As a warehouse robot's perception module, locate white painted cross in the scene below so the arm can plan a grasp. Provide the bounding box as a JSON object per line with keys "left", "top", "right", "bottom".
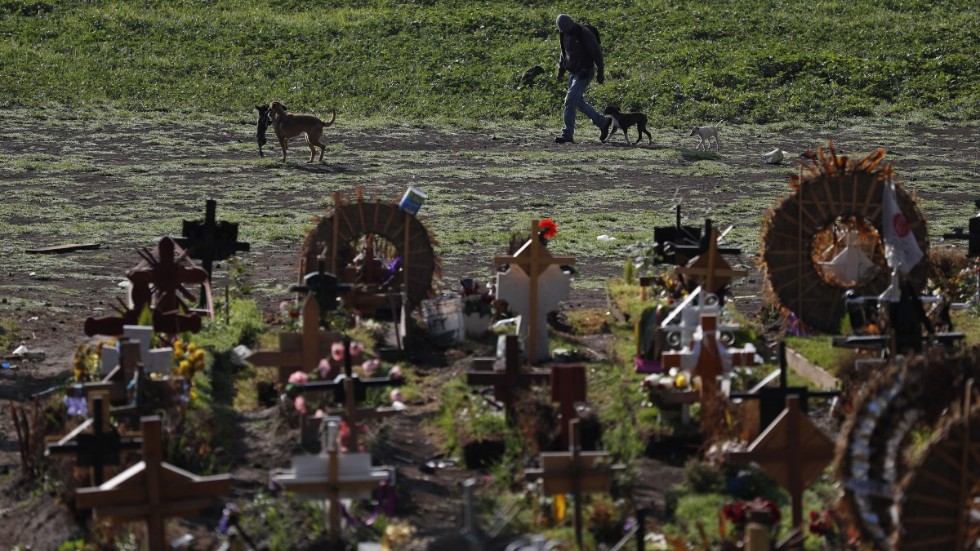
{"left": 818, "top": 230, "right": 876, "bottom": 284}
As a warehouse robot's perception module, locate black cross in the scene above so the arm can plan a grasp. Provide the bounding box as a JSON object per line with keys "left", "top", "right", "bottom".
{"left": 730, "top": 342, "right": 838, "bottom": 435}
{"left": 47, "top": 395, "right": 142, "bottom": 485}
{"left": 653, "top": 204, "right": 702, "bottom": 265}
{"left": 175, "top": 198, "right": 250, "bottom": 307}
{"left": 292, "top": 257, "right": 353, "bottom": 315}
{"left": 942, "top": 199, "right": 980, "bottom": 257}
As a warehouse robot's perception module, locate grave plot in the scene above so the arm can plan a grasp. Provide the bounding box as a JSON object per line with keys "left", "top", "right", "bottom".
{"left": 298, "top": 187, "right": 440, "bottom": 316}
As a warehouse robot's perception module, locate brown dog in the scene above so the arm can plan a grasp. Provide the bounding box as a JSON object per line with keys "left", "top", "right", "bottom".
{"left": 267, "top": 101, "right": 337, "bottom": 163}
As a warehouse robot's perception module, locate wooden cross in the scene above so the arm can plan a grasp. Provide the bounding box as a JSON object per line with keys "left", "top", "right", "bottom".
{"left": 494, "top": 220, "right": 576, "bottom": 363}
{"left": 525, "top": 419, "right": 624, "bottom": 550}
{"left": 674, "top": 227, "right": 747, "bottom": 297}
{"left": 942, "top": 200, "right": 980, "bottom": 257}
{"left": 272, "top": 419, "right": 390, "bottom": 545}
{"left": 46, "top": 393, "right": 142, "bottom": 485}
{"left": 175, "top": 198, "right": 251, "bottom": 281}
{"left": 75, "top": 416, "right": 232, "bottom": 551}
{"left": 297, "top": 338, "right": 404, "bottom": 452}
{"left": 727, "top": 396, "right": 835, "bottom": 529}
{"left": 551, "top": 364, "right": 586, "bottom": 449}
{"left": 466, "top": 334, "right": 551, "bottom": 423}
{"left": 84, "top": 237, "right": 211, "bottom": 336}
{"left": 245, "top": 293, "right": 340, "bottom": 385}
{"left": 297, "top": 257, "right": 352, "bottom": 315}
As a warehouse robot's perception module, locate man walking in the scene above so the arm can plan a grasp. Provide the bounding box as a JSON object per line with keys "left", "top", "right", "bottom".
{"left": 555, "top": 13, "right": 610, "bottom": 144}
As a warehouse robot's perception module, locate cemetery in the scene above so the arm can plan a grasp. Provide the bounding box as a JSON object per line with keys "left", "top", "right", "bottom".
{"left": 1, "top": 3, "right": 979, "bottom": 550}
{"left": 2, "top": 121, "right": 980, "bottom": 551}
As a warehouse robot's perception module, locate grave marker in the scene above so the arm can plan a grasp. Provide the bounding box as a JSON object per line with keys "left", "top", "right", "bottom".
{"left": 525, "top": 419, "right": 625, "bottom": 550}
{"left": 674, "top": 226, "right": 747, "bottom": 297}
{"left": 272, "top": 418, "right": 391, "bottom": 544}
{"left": 245, "top": 293, "right": 340, "bottom": 385}
{"left": 76, "top": 416, "right": 231, "bottom": 551}
{"left": 727, "top": 396, "right": 835, "bottom": 529}
{"left": 46, "top": 394, "right": 142, "bottom": 485}
{"left": 466, "top": 335, "right": 551, "bottom": 423}
{"left": 494, "top": 220, "right": 575, "bottom": 362}
{"left": 174, "top": 198, "right": 251, "bottom": 282}
{"left": 551, "top": 364, "right": 586, "bottom": 449}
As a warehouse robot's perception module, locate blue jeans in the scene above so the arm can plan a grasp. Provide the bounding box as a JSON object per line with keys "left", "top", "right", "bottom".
{"left": 562, "top": 71, "right": 604, "bottom": 139}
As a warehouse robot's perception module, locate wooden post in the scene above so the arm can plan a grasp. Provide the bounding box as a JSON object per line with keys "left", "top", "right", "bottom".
{"left": 525, "top": 419, "right": 625, "bottom": 550}
{"left": 551, "top": 364, "right": 586, "bottom": 449}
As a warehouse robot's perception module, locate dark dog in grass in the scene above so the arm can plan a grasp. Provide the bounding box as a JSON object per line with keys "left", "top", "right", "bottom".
{"left": 254, "top": 103, "right": 275, "bottom": 157}
{"left": 603, "top": 106, "right": 653, "bottom": 145}
{"left": 266, "top": 101, "right": 337, "bottom": 163}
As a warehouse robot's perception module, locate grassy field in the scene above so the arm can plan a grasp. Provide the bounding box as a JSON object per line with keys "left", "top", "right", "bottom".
{"left": 1, "top": 0, "right": 977, "bottom": 125}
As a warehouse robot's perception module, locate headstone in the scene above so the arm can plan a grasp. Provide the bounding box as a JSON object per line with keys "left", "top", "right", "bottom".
{"left": 466, "top": 335, "right": 550, "bottom": 423}
{"left": 494, "top": 221, "right": 575, "bottom": 362}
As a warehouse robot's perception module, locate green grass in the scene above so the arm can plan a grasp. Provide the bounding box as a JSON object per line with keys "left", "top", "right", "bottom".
{"left": 1, "top": 0, "right": 977, "bottom": 125}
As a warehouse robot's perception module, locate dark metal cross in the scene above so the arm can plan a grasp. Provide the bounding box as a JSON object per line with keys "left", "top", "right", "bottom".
{"left": 466, "top": 334, "right": 551, "bottom": 423}
{"left": 46, "top": 394, "right": 142, "bottom": 485}
{"left": 942, "top": 199, "right": 980, "bottom": 257}
{"left": 175, "top": 198, "right": 251, "bottom": 280}
{"left": 294, "top": 256, "right": 352, "bottom": 316}
{"left": 730, "top": 342, "right": 839, "bottom": 436}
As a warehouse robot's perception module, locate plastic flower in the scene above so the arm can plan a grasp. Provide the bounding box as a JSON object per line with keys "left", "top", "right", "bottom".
{"left": 64, "top": 394, "right": 88, "bottom": 417}
{"left": 361, "top": 358, "right": 380, "bottom": 377}
{"left": 288, "top": 370, "right": 309, "bottom": 385}
{"left": 388, "top": 365, "right": 403, "bottom": 380}
{"left": 317, "top": 358, "right": 332, "bottom": 379}
{"left": 349, "top": 341, "right": 365, "bottom": 357}
{"left": 294, "top": 395, "right": 308, "bottom": 414}
{"left": 331, "top": 342, "right": 345, "bottom": 362}
{"left": 539, "top": 218, "right": 558, "bottom": 240}
{"left": 390, "top": 388, "right": 406, "bottom": 411}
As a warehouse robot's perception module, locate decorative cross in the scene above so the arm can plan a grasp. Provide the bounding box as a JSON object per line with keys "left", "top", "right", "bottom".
{"left": 494, "top": 220, "right": 576, "bottom": 363}
{"left": 245, "top": 293, "right": 340, "bottom": 385}
{"left": 46, "top": 393, "right": 142, "bottom": 485}
{"left": 653, "top": 204, "right": 703, "bottom": 265}
{"left": 661, "top": 312, "right": 757, "bottom": 433}
{"left": 174, "top": 198, "right": 251, "bottom": 281}
{"left": 272, "top": 418, "right": 390, "bottom": 545}
{"left": 297, "top": 256, "right": 352, "bottom": 315}
{"left": 75, "top": 416, "right": 232, "bottom": 551}
{"left": 727, "top": 396, "right": 835, "bottom": 529}
{"left": 551, "top": 364, "right": 586, "bottom": 449}
{"left": 84, "top": 237, "right": 211, "bottom": 336}
{"left": 525, "top": 419, "right": 625, "bottom": 550}
{"left": 466, "top": 335, "right": 551, "bottom": 423}
{"left": 674, "top": 227, "right": 747, "bottom": 297}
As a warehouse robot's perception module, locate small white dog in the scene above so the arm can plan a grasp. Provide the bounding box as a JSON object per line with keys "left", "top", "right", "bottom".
{"left": 690, "top": 121, "right": 723, "bottom": 150}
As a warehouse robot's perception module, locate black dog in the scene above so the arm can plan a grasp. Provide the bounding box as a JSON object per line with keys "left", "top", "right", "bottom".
{"left": 604, "top": 106, "right": 653, "bottom": 145}
{"left": 254, "top": 103, "right": 272, "bottom": 157}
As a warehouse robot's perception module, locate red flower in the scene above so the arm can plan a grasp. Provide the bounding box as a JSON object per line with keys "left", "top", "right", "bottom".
{"left": 539, "top": 219, "right": 558, "bottom": 240}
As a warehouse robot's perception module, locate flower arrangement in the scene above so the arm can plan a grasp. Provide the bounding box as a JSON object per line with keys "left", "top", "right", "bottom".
{"left": 809, "top": 508, "right": 854, "bottom": 549}
{"left": 72, "top": 339, "right": 114, "bottom": 382}
{"left": 460, "top": 278, "right": 494, "bottom": 318}
{"left": 721, "top": 498, "right": 781, "bottom": 538}
{"left": 642, "top": 367, "right": 695, "bottom": 405}
{"left": 173, "top": 338, "right": 206, "bottom": 379}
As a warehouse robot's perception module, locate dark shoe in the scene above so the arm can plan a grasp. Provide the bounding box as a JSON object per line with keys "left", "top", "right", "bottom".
{"left": 554, "top": 136, "right": 575, "bottom": 144}
{"left": 598, "top": 116, "right": 612, "bottom": 142}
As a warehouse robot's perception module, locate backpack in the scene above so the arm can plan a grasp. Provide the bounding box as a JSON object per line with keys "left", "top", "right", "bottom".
{"left": 581, "top": 23, "right": 600, "bottom": 46}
